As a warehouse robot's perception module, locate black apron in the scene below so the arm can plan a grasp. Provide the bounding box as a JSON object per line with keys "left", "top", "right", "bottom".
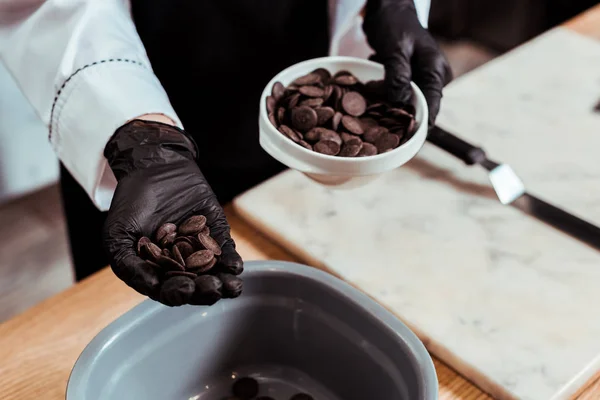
{"left": 62, "top": 0, "right": 330, "bottom": 280}
{"left": 131, "top": 0, "right": 330, "bottom": 202}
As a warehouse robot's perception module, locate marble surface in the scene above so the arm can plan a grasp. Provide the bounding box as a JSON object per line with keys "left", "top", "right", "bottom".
{"left": 233, "top": 28, "right": 600, "bottom": 400}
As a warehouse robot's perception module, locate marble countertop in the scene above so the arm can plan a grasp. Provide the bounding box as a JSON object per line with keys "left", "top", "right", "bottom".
{"left": 234, "top": 28, "right": 600, "bottom": 400}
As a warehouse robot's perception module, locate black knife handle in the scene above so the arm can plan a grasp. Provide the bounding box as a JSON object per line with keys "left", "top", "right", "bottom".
{"left": 427, "top": 126, "right": 487, "bottom": 165}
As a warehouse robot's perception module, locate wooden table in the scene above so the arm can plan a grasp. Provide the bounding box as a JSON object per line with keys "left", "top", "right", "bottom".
{"left": 2, "top": 6, "right": 600, "bottom": 399}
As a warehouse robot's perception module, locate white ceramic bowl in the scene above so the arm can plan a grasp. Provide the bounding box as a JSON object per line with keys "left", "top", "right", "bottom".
{"left": 259, "top": 56, "right": 428, "bottom": 188}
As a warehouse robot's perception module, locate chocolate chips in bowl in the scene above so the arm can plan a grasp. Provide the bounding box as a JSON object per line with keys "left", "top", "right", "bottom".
{"left": 258, "top": 57, "right": 429, "bottom": 189}
{"left": 265, "top": 68, "right": 417, "bottom": 157}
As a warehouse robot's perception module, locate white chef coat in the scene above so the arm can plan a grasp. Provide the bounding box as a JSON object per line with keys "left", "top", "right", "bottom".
{"left": 0, "top": 0, "right": 430, "bottom": 211}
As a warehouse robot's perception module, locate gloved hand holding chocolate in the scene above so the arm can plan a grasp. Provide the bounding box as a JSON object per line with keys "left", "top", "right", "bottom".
{"left": 102, "top": 120, "right": 244, "bottom": 307}
{"left": 363, "top": 0, "right": 453, "bottom": 127}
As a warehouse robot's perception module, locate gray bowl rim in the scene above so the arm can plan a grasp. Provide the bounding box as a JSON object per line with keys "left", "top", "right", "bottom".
{"left": 66, "top": 260, "right": 438, "bottom": 400}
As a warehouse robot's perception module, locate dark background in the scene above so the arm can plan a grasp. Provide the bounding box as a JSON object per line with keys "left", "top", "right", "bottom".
{"left": 429, "top": 0, "right": 599, "bottom": 52}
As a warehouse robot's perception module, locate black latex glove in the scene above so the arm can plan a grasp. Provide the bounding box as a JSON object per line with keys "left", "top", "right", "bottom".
{"left": 102, "top": 120, "right": 243, "bottom": 306}
{"left": 362, "top": 0, "right": 453, "bottom": 127}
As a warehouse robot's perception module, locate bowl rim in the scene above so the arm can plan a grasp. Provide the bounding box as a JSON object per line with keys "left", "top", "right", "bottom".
{"left": 259, "top": 56, "right": 429, "bottom": 165}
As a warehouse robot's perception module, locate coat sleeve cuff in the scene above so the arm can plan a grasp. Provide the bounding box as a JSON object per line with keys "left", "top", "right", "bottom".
{"left": 50, "top": 59, "right": 182, "bottom": 211}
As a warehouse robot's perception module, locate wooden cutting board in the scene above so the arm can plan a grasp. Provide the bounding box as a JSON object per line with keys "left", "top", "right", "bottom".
{"left": 233, "top": 28, "right": 600, "bottom": 400}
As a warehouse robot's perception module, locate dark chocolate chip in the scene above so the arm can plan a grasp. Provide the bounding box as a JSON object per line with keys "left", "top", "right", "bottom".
{"left": 291, "top": 106, "right": 318, "bottom": 132}
{"left": 299, "top": 86, "right": 325, "bottom": 98}
{"left": 315, "top": 106, "right": 335, "bottom": 125}
{"left": 156, "top": 255, "right": 185, "bottom": 271}
{"left": 366, "top": 111, "right": 383, "bottom": 118}
{"left": 407, "top": 118, "right": 416, "bottom": 134}
{"left": 179, "top": 215, "right": 207, "bottom": 236}
{"left": 279, "top": 125, "right": 302, "bottom": 142}
{"left": 366, "top": 102, "right": 385, "bottom": 111}
{"left": 287, "top": 93, "right": 301, "bottom": 109}
{"left": 330, "top": 85, "right": 343, "bottom": 109}
{"left": 185, "top": 250, "right": 215, "bottom": 271}
{"left": 268, "top": 112, "right": 278, "bottom": 128}
{"left": 339, "top": 142, "right": 363, "bottom": 157}
{"left": 358, "top": 142, "right": 378, "bottom": 156}
{"left": 277, "top": 107, "right": 286, "bottom": 125}
{"left": 375, "top": 133, "right": 400, "bottom": 153}
{"left": 174, "top": 236, "right": 193, "bottom": 245}
{"left": 314, "top": 140, "right": 340, "bottom": 156}
{"left": 387, "top": 107, "right": 413, "bottom": 119}
{"left": 342, "top": 91, "right": 367, "bottom": 116}
{"left": 172, "top": 244, "right": 186, "bottom": 265}
{"left": 312, "top": 67, "right": 331, "bottom": 82}
{"left": 340, "top": 132, "right": 361, "bottom": 145}
{"left": 322, "top": 85, "right": 333, "bottom": 101}
{"left": 333, "top": 70, "right": 352, "bottom": 78}
{"left": 174, "top": 241, "right": 194, "bottom": 260}
{"left": 159, "top": 231, "right": 177, "bottom": 248}
{"left": 198, "top": 233, "right": 222, "bottom": 256}
{"left": 272, "top": 81, "right": 285, "bottom": 101}
{"left": 292, "top": 73, "right": 320, "bottom": 86}
{"left": 266, "top": 96, "right": 276, "bottom": 114}
{"left": 363, "top": 126, "right": 388, "bottom": 143}
{"left": 304, "top": 127, "right": 324, "bottom": 142}
{"left": 359, "top": 117, "right": 378, "bottom": 129}
{"left": 155, "top": 223, "right": 177, "bottom": 243}
{"left": 332, "top": 111, "right": 343, "bottom": 131}
{"left": 143, "top": 242, "right": 163, "bottom": 262}
{"left": 190, "top": 257, "right": 217, "bottom": 274}
{"left": 318, "top": 129, "right": 342, "bottom": 145}
{"left": 297, "top": 140, "right": 312, "bottom": 150}
{"left": 334, "top": 74, "right": 358, "bottom": 85}
{"left": 189, "top": 235, "right": 204, "bottom": 251}
{"left": 299, "top": 97, "right": 324, "bottom": 108}
{"left": 341, "top": 115, "right": 364, "bottom": 135}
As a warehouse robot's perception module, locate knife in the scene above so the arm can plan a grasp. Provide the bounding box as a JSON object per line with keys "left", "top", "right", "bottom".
{"left": 427, "top": 126, "right": 600, "bottom": 250}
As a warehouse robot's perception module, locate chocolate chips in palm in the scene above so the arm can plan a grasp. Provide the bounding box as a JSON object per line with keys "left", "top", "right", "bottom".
{"left": 136, "top": 215, "right": 243, "bottom": 303}
{"left": 267, "top": 69, "right": 417, "bottom": 157}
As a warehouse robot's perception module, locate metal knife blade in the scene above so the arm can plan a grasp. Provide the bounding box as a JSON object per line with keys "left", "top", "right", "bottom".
{"left": 428, "top": 126, "right": 600, "bottom": 249}
{"left": 511, "top": 194, "right": 600, "bottom": 250}
{"left": 486, "top": 163, "right": 526, "bottom": 205}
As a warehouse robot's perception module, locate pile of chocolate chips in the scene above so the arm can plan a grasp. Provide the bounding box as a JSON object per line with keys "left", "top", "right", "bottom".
{"left": 224, "top": 377, "right": 313, "bottom": 400}
{"left": 137, "top": 215, "right": 242, "bottom": 306}
{"left": 266, "top": 68, "right": 417, "bottom": 157}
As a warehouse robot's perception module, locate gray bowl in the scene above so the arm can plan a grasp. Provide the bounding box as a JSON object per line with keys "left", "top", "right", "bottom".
{"left": 67, "top": 261, "right": 438, "bottom": 400}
